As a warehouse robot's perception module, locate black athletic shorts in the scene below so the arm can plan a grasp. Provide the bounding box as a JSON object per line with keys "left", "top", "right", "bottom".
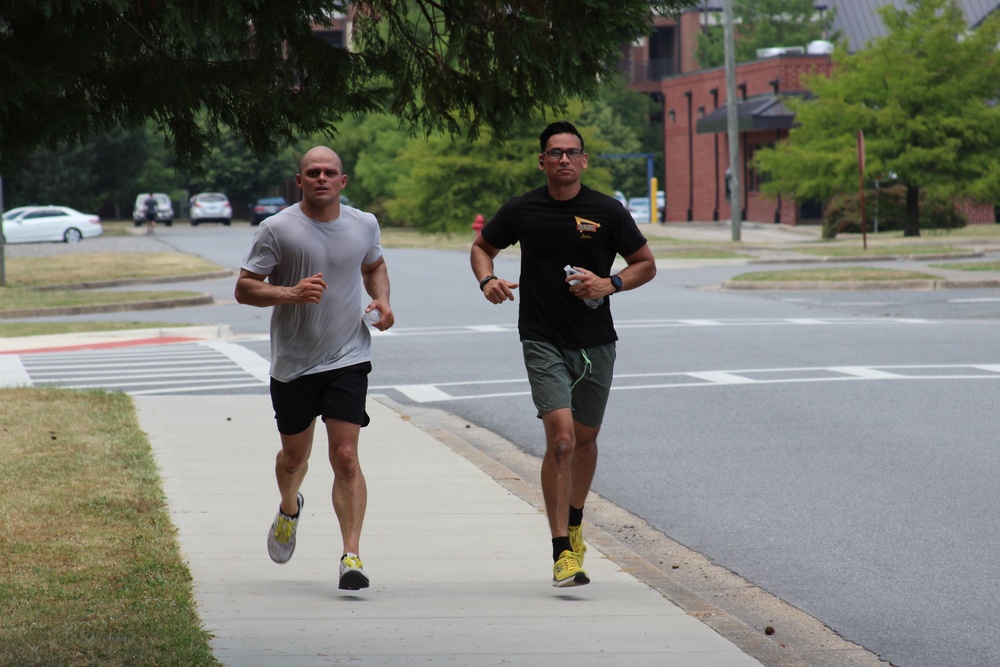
{"left": 269, "top": 362, "right": 372, "bottom": 435}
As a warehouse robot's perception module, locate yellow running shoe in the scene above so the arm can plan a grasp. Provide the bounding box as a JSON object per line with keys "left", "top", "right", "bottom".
{"left": 569, "top": 524, "right": 587, "bottom": 565}
{"left": 339, "top": 554, "right": 370, "bottom": 590}
{"left": 552, "top": 550, "right": 589, "bottom": 588}
{"left": 267, "top": 493, "right": 303, "bottom": 564}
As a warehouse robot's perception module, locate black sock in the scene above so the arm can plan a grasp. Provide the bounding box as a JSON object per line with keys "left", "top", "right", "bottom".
{"left": 568, "top": 505, "right": 584, "bottom": 528}
{"left": 552, "top": 536, "right": 572, "bottom": 561}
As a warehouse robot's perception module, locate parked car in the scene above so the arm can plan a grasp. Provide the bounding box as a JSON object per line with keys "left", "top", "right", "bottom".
{"left": 613, "top": 190, "right": 628, "bottom": 207}
{"left": 132, "top": 193, "right": 174, "bottom": 227}
{"left": 656, "top": 190, "right": 665, "bottom": 221}
{"left": 250, "top": 196, "right": 287, "bottom": 225}
{"left": 190, "top": 193, "right": 232, "bottom": 226}
{"left": 627, "top": 196, "right": 652, "bottom": 224}
{"left": 2, "top": 205, "right": 102, "bottom": 244}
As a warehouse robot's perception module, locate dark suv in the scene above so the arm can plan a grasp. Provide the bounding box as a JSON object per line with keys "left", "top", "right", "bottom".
{"left": 250, "top": 197, "right": 288, "bottom": 225}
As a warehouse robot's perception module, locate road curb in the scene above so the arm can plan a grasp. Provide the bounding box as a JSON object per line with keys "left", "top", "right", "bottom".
{"left": 0, "top": 324, "right": 235, "bottom": 353}
{"left": 30, "top": 269, "right": 235, "bottom": 291}
{"left": 0, "top": 294, "right": 214, "bottom": 319}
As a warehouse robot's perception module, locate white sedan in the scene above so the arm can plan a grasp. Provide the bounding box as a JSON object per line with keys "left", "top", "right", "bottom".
{"left": 2, "top": 206, "right": 103, "bottom": 244}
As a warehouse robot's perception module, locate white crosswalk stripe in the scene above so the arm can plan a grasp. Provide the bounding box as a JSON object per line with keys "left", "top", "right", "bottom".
{"left": 16, "top": 341, "right": 269, "bottom": 395}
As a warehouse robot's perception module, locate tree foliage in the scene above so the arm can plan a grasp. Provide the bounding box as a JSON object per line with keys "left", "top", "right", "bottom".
{"left": 331, "top": 85, "right": 648, "bottom": 233}
{"left": 5, "top": 130, "right": 149, "bottom": 216}
{"left": 577, "top": 84, "right": 660, "bottom": 200}
{"left": 180, "top": 129, "right": 302, "bottom": 209}
{"left": 753, "top": 0, "right": 1000, "bottom": 236}
{"left": 696, "top": 0, "right": 837, "bottom": 68}
{"left": 383, "top": 104, "right": 616, "bottom": 233}
{"left": 0, "top": 0, "right": 694, "bottom": 172}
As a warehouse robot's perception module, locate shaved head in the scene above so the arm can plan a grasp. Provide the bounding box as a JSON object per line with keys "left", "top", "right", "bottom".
{"left": 300, "top": 146, "right": 343, "bottom": 173}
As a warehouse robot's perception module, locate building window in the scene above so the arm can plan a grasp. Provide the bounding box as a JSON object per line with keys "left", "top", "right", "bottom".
{"left": 649, "top": 27, "right": 676, "bottom": 80}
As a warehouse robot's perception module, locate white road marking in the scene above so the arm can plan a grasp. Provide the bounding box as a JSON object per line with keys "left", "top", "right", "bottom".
{"left": 829, "top": 366, "right": 906, "bottom": 379}
{"left": 685, "top": 371, "right": 757, "bottom": 384}
{"left": 0, "top": 354, "right": 31, "bottom": 388}
{"left": 372, "top": 364, "right": 1000, "bottom": 403}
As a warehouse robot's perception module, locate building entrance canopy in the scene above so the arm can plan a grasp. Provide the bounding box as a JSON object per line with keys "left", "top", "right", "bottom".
{"left": 695, "top": 93, "right": 801, "bottom": 134}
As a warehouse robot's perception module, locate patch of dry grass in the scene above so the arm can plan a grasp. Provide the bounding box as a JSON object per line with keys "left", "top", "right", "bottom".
{"left": 6, "top": 253, "right": 223, "bottom": 289}
{"left": 730, "top": 267, "right": 938, "bottom": 282}
{"left": 793, "top": 244, "right": 967, "bottom": 257}
{"left": 0, "top": 289, "right": 201, "bottom": 311}
{"left": 930, "top": 261, "right": 1000, "bottom": 272}
{"left": 0, "top": 388, "right": 219, "bottom": 667}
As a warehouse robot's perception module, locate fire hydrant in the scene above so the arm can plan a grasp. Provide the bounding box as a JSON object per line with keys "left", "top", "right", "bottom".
{"left": 471, "top": 214, "right": 485, "bottom": 235}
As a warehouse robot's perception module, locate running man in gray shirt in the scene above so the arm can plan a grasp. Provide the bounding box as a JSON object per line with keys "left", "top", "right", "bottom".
{"left": 236, "top": 146, "right": 393, "bottom": 590}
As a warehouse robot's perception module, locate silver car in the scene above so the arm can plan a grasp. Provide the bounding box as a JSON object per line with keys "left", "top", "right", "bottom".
{"left": 190, "top": 192, "right": 232, "bottom": 226}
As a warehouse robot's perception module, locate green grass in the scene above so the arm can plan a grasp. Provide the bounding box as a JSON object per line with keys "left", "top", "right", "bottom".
{"left": 835, "top": 224, "right": 1000, "bottom": 239}
{"left": 0, "top": 252, "right": 218, "bottom": 320}
{"left": 379, "top": 227, "right": 478, "bottom": 250}
{"left": 791, "top": 244, "right": 968, "bottom": 257}
{"left": 730, "top": 267, "right": 939, "bottom": 282}
{"left": 6, "top": 253, "right": 224, "bottom": 289}
{"left": 929, "top": 261, "right": 1000, "bottom": 272}
{"left": 0, "top": 388, "right": 220, "bottom": 667}
{"left": 0, "top": 289, "right": 201, "bottom": 311}
{"left": 655, "top": 249, "right": 750, "bottom": 259}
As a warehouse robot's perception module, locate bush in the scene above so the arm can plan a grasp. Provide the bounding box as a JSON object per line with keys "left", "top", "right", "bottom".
{"left": 822, "top": 185, "right": 967, "bottom": 238}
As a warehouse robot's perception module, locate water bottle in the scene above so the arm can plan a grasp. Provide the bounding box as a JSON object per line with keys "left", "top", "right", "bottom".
{"left": 363, "top": 308, "right": 381, "bottom": 326}
{"left": 564, "top": 265, "right": 603, "bottom": 309}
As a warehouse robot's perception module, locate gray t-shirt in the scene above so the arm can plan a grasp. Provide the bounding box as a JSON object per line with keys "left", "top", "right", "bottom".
{"left": 241, "top": 202, "right": 383, "bottom": 382}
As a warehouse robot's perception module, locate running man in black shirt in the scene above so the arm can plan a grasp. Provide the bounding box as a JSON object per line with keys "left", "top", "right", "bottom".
{"left": 471, "top": 121, "right": 656, "bottom": 587}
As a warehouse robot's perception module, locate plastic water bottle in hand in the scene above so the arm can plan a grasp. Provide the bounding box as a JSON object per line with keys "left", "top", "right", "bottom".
{"left": 364, "top": 308, "right": 381, "bottom": 326}
{"left": 564, "top": 265, "right": 603, "bottom": 309}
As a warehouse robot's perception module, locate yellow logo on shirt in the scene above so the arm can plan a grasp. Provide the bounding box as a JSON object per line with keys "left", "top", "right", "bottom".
{"left": 575, "top": 216, "right": 600, "bottom": 236}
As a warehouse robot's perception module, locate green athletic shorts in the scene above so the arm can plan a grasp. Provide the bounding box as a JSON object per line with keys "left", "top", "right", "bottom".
{"left": 521, "top": 340, "right": 616, "bottom": 428}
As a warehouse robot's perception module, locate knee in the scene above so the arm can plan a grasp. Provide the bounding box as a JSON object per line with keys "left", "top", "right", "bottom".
{"left": 277, "top": 449, "right": 307, "bottom": 473}
{"left": 329, "top": 443, "right": 360, "bottom": 476}
{"left": 546, "top": 433, "right": 576, "bottom": 463}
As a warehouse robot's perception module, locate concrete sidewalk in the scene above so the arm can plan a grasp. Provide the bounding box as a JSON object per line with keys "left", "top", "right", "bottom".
{"left": 135, "top": 393, "right": 763, "bottom": 667}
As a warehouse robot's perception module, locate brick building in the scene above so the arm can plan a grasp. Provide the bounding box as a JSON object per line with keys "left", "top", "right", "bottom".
{"left": 662, "top": 53, "right": 833, "bottom": 225}
{"left": 619, "top": 2, "right": 1000, "bottom": 226}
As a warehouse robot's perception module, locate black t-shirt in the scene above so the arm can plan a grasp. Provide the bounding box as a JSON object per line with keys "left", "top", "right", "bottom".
{"left": 482, "top": 184, "right": 647, "bottom": 349}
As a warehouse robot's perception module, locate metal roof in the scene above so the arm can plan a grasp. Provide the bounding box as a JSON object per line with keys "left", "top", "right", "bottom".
{"left": 831, "top": 0, "right": 1000, "bottom": 51}
{"left": 689, "top": 2, "right": 1000, "bottom": 52}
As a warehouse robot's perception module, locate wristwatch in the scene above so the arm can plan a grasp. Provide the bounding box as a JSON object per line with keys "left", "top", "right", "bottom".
{"left": 610, "top": 274, "right": 623, "bottom": 293}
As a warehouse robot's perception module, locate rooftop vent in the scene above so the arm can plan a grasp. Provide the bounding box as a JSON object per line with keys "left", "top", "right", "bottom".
{"left": 756, "top": 46, "right": 806, "bottom": 58}
{"left": 807, "top": 40, "right": 835, "bottom": 54}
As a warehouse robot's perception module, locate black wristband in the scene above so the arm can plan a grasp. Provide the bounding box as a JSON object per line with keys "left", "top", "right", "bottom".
{"left": 479, "top": 275, "right": 498, "bottom": 291}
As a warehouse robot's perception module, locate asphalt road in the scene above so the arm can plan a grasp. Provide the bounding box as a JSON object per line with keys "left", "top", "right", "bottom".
{"left": 11, "top": 225, "right": 1000, "bottom": 667}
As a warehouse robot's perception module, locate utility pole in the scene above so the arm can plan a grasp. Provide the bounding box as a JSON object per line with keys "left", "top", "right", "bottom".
{"left": 722, "top": 0, "right": 742, "bottom": 241}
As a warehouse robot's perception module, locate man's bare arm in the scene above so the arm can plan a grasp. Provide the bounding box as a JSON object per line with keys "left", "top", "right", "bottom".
{"left": 361, "top": 257, "right": 394, "bottom": 329}
{"left": 471, "top": 234, "right": 519, "bottom": 304}
{"left": 234, "top": 269, "right": 327, "bottom": 307}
